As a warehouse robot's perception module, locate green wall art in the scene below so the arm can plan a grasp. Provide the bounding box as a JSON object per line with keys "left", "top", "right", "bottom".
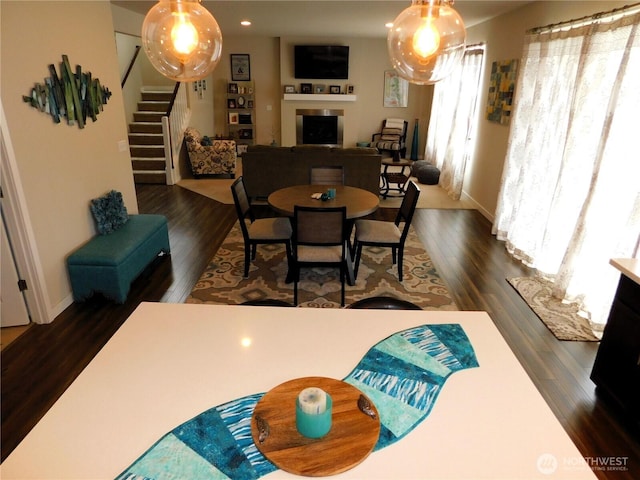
{"left": 22, "top": 54, "right": 112, "bottom": 129}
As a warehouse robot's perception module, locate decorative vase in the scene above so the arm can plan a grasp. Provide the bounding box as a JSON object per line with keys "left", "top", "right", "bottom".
{"left": 411, "top": 118, "right": 419, "bottom": 161}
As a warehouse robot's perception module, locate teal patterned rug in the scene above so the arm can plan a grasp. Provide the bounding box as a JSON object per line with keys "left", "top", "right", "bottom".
{"left": 117, "top": 323, "right": 479, "bottom": 480}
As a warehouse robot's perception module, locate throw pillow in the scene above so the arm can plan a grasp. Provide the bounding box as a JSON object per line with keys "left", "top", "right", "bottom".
{"left": 90, "top": 190, "right": 129, "bottom": 235}
{"left": 201, "top": 135, "right": 213, "bottom": 146}
{"left": 381, "top": 127, "right": 403, "bottom": 136}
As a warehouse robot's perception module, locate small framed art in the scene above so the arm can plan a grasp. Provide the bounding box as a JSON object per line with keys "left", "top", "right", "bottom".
{"left": 284, "top": 85, "right": 296, "bottom": 93}
{"left": 300, "top": 83, "right": 312, "bottom": 94}
{"left": 228, "top": 112, "right": 239, "bottom": 124}
{"left": 230, "top": 54, "right": 251, "bottom": 81}
{"left": 314, "top": 84, "right": 326, "bottom": 94}
{"left": 227, "top": 98, "right": 236, "bottom": 109}
{"left": 228, "top": 83, "right": 238, "bottom": 94}
{"left": 329, "top": 85, "right": 341, "bottom": 94}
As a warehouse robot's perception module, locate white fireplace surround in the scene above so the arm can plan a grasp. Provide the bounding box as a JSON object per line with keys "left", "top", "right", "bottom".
{"left": 296, "top": 109, "right": 344, "bottom": 147}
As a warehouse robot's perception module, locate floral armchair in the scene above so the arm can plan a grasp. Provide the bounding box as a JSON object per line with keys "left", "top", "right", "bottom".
{"left": 184, "top": 127, "right": 236, "bottom": 178}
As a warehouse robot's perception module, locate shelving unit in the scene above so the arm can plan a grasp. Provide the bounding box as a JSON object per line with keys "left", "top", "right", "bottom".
{"left": 227, "top": 81, "right": 255, "bottom": 154}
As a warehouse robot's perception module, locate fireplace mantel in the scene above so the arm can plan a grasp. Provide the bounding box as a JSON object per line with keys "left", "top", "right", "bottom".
{"left": 284, "top": 94, "right": 357, "bottom": 102}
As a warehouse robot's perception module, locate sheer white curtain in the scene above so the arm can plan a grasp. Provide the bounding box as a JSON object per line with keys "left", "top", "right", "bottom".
{"left": 424, "top": 45, "right": 484, "bottom": 199}
{"left": 493, "top": 10, "right": 640, "bottom": 332}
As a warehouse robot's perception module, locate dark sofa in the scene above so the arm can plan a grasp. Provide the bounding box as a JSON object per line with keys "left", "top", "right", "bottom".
{"left": 241, "top": 145, "right": 382, "bottom": 201}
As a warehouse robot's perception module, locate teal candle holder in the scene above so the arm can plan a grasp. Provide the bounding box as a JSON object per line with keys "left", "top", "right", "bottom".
{"left": 295, "top": 394, "right": 332, "bottom": 438}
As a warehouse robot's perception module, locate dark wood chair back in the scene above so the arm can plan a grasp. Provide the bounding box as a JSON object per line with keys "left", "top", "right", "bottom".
{"left": 310, "top": 166, "right": 345, "bottom": 185}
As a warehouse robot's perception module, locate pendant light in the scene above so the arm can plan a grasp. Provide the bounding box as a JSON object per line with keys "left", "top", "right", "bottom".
{"left": 388, "top": 0, "right": 466, "bottom": 84}
{"left": 142, "top": 0, "right": 223, "bottom": 82}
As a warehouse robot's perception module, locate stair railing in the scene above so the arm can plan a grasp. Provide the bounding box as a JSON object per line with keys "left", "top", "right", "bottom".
{"left": 121, "top": 46, "right": 141, "bottom": 88}
{"left": 162, "top": 82, "right": 191, "bottom": 185}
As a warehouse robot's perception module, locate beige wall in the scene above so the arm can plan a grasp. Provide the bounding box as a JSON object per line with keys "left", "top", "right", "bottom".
{"left": 112, "top": 3, "right": 210, "bottom": 135}
{"left": 1, "top": 0, "right": 136, "bottom": 319}
{"left": 3, "top": 1, "right": 629, "bottom": 322}
{"left": 210, "top": 36, "right": 281, "bottom": 144}
{"left": 464, "top": 0, "right": 629, "bottom": 219}
{"left": 113, "top": 5, "right": 432, "bottom": 156}
{"left": 278, "top": 37, "right": 430, "bottom": 150}
{"left": 208, "top": 36, "right": 430, "bottom": 153}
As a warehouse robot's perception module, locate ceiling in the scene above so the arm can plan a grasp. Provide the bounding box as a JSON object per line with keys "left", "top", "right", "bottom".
{"left": 111, "top": 1, "right": 534, "bottom": 38}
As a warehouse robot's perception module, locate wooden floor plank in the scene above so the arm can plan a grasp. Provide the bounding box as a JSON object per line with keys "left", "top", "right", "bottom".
{"left": 1, "top": 185, "right": 638, "bottom": 479}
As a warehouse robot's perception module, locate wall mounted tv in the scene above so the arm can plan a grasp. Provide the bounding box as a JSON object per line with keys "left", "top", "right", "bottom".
{"left": 294, "top": 45, "right": 349, "bottom": 80}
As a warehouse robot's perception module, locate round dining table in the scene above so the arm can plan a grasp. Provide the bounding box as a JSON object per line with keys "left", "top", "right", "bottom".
{"left": 267, "top": 184, "right": 379, "bottom": 219}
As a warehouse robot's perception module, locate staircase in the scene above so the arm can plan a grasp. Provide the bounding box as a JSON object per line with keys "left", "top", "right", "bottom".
{"left": 129, "top": 90, "right": 172, "bottom": 184}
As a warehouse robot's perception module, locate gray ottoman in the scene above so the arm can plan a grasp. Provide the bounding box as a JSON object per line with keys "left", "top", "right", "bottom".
{"left": 412, "top": 161, "right": 440, "bottom": 185}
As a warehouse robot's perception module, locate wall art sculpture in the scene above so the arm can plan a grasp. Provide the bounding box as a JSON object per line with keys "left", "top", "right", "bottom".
{"left": 486, "top": 59, "right": 518, "bottom": 125}
{"left": 22, "top": 54, "right": 112, "bottom": 129}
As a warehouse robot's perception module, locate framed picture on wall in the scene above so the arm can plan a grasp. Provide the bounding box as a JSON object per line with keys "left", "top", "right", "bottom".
{"left": 230, "top": 54, "right": 251, "bottom": 81}
{"left": 383, "top": 70, "right": 408, "bottom": 108}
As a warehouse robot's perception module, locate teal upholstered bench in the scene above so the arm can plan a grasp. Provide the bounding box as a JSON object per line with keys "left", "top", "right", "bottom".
{"left": 67, "top": 214, "right": 170, "bottom": 303}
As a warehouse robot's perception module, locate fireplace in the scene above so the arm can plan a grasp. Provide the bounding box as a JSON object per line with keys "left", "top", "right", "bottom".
{"left": 296, "top": 109, "right": 344, "bottom": 147}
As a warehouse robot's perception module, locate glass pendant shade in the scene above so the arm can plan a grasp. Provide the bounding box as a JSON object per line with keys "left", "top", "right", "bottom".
{"left": 388, "top": 0, "right": 466, "bottom": 84}
{"left": 142, "top": 0, "right": 223, "bottom": 82}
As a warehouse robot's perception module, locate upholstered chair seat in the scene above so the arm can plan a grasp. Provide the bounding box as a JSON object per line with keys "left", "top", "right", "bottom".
{"left": 246, "top": 217, "right": 292, "bottom": 240}
{"left": 353, "top": 220, "right": 402, "bottom": 244}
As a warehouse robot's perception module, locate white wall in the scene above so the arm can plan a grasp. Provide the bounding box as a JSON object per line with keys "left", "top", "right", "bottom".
{"left": 1, "top": 0, "right": 136, "bottom": 320}
{"left": 464, "top": 0, "right": 629, "bottom": 220}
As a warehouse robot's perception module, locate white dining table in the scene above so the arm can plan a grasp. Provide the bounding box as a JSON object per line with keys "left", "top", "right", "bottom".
{"left": 1, "top": 303, "right": 596, "bottom": 479}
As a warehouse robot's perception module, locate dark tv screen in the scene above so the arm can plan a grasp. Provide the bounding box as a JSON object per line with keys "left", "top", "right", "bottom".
{"left": 294, "top": 45, "right": 349, "bottom": 80}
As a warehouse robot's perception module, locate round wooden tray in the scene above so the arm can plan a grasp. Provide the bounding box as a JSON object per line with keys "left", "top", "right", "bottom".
{"left": 251, "top": 376, "right": 380, "bottom": 477}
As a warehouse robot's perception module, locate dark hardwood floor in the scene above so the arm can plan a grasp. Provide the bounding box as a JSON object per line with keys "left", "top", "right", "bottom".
{"left": 2, "top": 184, "right": 638, "bottom": 478}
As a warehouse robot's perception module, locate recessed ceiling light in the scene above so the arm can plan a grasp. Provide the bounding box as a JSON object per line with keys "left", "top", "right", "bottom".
{"left": 241, "top": 20, "right": 252, "bottom": 27}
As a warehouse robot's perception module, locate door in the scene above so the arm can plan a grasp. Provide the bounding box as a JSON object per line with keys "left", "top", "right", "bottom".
{"left": 1, "top": 212, "right": 30, "bottom": 327}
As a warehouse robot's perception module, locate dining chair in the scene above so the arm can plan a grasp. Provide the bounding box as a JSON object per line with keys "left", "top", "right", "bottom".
{"left": 292, "top": 205, "right": 348, "bottom": 306}
{"left": 347, "top": 295, "right": 422, "bottom": 310}
{"left": 310, "top": 166, "right": 344, "bottom": 185}
{"left": 353, "top": 180, "right": 420, "bottom": 281}
{"left": 231, "top": 176, "right": 293, "bottom": 277}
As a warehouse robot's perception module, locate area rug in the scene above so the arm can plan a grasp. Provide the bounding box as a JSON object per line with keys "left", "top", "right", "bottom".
{"left": 186, "top": 222, "right": 457, "bottom": 309}
{"left": 507, "top": 277, "right": 600, "bottom": 341}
